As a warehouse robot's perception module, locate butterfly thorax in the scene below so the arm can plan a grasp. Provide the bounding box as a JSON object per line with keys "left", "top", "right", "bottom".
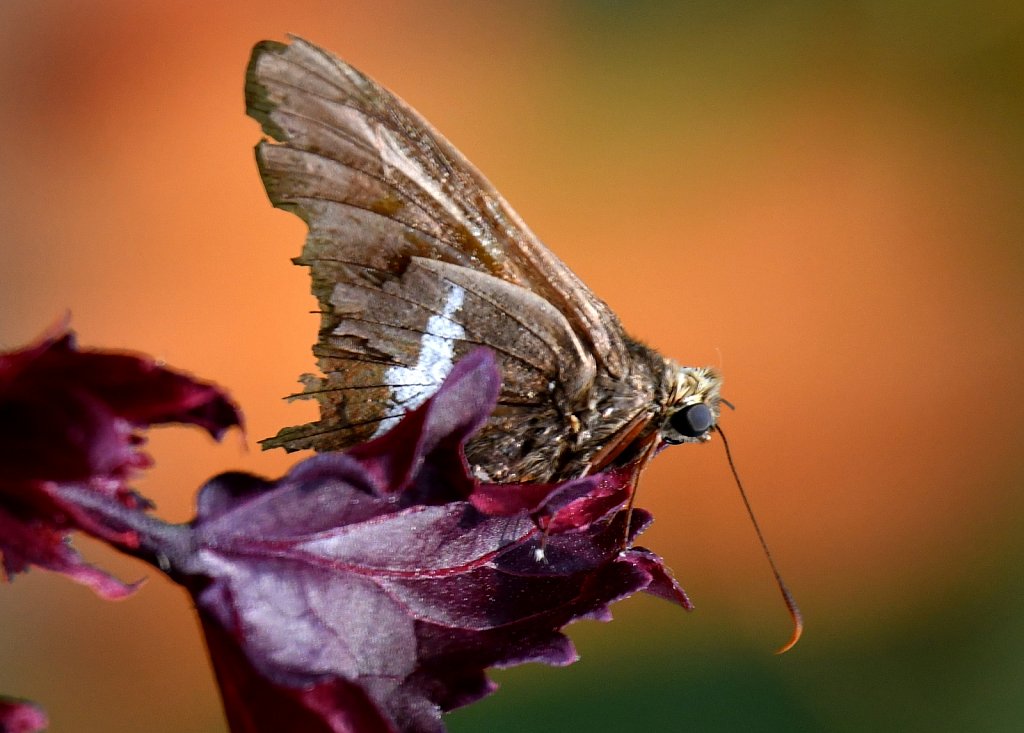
{"left": 465, "top": 339, "right": 715, "bottom": 483}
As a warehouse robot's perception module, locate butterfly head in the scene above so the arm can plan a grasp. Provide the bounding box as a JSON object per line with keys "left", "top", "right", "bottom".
{"left": 661, "top": 364, "right": 724, "bottom": 445}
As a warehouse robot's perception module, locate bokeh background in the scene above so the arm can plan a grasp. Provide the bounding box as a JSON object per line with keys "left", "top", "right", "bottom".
{"left": 2, "top": 2, "right": 1022, "bottom": 731}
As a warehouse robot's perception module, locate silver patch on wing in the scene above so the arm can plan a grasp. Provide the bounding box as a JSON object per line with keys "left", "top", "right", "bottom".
{"left": 372, "top": 282, "right": 466, "bottom": 436}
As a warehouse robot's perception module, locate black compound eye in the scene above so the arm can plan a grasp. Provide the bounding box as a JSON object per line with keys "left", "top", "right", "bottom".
{"left": 669, "top": 403, "right": 714, "bottom": 439}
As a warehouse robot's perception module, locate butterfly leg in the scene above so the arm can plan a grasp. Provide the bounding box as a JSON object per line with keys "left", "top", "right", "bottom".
{"left": 619, "top": 437, "right": 660, "bottom": 550}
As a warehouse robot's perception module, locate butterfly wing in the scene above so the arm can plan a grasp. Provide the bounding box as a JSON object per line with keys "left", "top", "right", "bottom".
{"left": 246, "top": 38, "right": 634, "bottom": 479}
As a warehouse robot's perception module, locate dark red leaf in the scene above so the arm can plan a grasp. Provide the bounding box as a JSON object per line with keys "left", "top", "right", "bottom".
{"left": 201, "top": 615, "right": 399, "bottom": 733}
{"left": 4, "top": 341, "right": 687, "bottom": 732}
{"left": 344, "top": 348, "right": 501, "bottom": 503}
{"left": 0, "top": 504, "right": 138, "bottom": 599}
{"left": 170, "top": 349, "right": 689, "bottom": 732}
{"left": 0, "top": 697, "right": 48, "bottom": 733}
{"left": 469, "top": 463, "right": 636, "bottom": 538}
{"left": 0, "top": 325, "right": 241, "bottom": 594}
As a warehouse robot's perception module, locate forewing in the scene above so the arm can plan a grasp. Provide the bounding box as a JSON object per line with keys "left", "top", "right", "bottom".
{"left": 245, "top": 37, "right": 629, "bottom": 377}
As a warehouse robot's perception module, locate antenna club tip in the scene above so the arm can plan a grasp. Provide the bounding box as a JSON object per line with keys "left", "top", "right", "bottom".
{"left": 774, "top": 608, "right": 804, "bottom": 655}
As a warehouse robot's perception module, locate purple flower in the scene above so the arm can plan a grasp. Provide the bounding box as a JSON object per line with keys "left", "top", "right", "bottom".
{"left": 175, "top": 349, "right": 690, "bottom": 731}
{"left": 1, "top": 330, "right": 689, "bottom": 732}
{"left": 0, "top": 326, "right": 241, "bottom": 596}
{"left": 0, "top": 698, "right": 48, "bottom": 733}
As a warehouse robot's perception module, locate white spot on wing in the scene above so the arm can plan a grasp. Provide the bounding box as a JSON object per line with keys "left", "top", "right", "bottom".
{"left": 373, "top": 283, "right": 466, "bottom": 436}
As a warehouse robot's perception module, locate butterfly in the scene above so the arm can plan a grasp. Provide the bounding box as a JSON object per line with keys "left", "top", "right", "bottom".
{"left": 246, "top": 37, "right": 803, "bottom": 652}
{"left": 245, "top": 37, "right": 723, "bottom": 485}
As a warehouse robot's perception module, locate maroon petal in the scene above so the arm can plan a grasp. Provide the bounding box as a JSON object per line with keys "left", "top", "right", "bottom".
{"left": 0, "top": 325, "right": 240, "bottom": 592}
{"left": 0, "top": 502, "right": 138, "bottom": 598}
{"left": 0, "top": 327, "right": 240, "bottom": 493}
{"left": 186, "top": 466, "right": 661, "bottom": 732}
{"left": 0, "top": 697, "right": 48, "bottom": 733}
{"left": 172, "top": 349, "right": 687, "bottom": 732}
{"left": 1, "top": 339, "right": 688, "bottom": 732}
{"left": 0, "top": 327, "right": 241, "bottom": 444}
{"left": 622, "top": 547, "right": 694, "bottom": 610}
{"left": 202, "top": 616, "right": 398, "bottom": 733}
{"left": 470, "top": 464, "right": 634, "bottom": 535}
{"left": 466, "top": 479, "right": 558, "bottom": 517}
{"left": 346, "top": 348, "right": 501, "bottom": 502}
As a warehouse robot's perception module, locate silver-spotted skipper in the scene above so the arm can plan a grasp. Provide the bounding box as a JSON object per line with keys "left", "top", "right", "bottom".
{"left": 246, "top": 38, "right": 723, "bottom": 484}
{"left": 246, "top": 37, "right": 801, "bottom": 651}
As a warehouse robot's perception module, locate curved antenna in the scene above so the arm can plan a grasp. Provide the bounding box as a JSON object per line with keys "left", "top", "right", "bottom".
{"left": 714, "top": 425, "right": 803, "bottom": 654}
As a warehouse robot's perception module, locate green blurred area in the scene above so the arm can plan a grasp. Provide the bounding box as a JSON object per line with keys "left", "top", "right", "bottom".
{"left": 450, "top": 529, "right": 1024, "bottom": 733}
{"left": 553, "top": 1, "right": 1024, "bottom": 148}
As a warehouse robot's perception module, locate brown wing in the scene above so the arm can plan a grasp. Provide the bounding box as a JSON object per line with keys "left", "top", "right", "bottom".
{"left": 284, "top": 257, "right": 601, "bottom": 480}
{"left": 245, "top": 37, "right": 628, "bottom": 375}
{"left": 246, "top": 38, "right": 633, "bottom": 478}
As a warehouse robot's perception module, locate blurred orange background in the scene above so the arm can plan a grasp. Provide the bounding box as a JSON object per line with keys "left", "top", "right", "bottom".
{"left": 2, "top": 2, "right": 1022, "bottom": 731}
